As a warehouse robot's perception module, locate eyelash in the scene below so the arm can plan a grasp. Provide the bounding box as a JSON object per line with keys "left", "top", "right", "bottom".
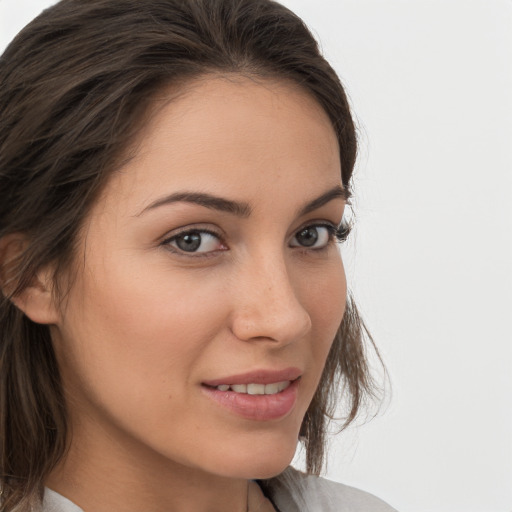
{"left": 161, "top": 221, "right": 351, "bottom": 258}
{"left": 333, "top": 221, "right": 352, "bottom": 243}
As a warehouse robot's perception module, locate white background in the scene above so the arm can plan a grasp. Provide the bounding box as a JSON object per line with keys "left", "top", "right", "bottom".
{"left": 1, "top": 1, "right": 511, "bottom": 511}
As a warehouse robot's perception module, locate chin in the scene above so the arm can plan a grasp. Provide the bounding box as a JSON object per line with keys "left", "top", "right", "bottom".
{"left": 206, "top": 430, "right": 299, "bottom": 481}
{"left": 246, "top": 459, "right": 294, "bottom": 480}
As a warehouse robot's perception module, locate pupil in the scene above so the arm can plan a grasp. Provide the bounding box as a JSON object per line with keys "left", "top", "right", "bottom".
{"left": 298, "top": 227, "right": 318, "bottom": 247}
{"left": 176, "top": 232, "right": 201, "bottom": 252}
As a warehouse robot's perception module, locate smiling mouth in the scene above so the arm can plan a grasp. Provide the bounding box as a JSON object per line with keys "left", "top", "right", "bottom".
{"left": 201, "top": 376, "right": 300, "bottom": 420}
{"left": 205, "top": 380, "right": 292, "bottom": 395}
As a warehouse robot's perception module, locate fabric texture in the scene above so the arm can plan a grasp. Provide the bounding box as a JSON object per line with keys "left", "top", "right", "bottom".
{"left": 42, "top": 489, "right": 83, "bottom": 512}
{"left": 265, "top": 467, "right": 397, "bottom": 511}
{"left": 42, "top": 467, "right": 397, "bottom": 511}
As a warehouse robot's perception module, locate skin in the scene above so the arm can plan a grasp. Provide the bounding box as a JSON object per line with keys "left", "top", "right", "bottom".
{"left": 42, "top": 76, "right": 347, "bottom": 512}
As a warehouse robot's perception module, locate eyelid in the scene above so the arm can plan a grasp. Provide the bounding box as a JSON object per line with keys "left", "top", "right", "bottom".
{"left": 290, "top": 219, "right": 352, "bottom": 247}
{"left": 160, "top": 225, "right": 226, "bottom": 257}
{"left": 288, "top": 221, "right": 336, "bottom": 250}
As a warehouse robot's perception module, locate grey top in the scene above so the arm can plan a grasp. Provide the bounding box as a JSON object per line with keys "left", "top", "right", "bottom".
{"left": 42, "top": 467, "right": 397, "bottom": 512}
{"left": 267, "top": 467, "right": 397, "bottom": 511}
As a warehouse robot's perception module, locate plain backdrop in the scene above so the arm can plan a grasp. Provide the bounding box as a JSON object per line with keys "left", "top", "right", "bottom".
{"left": 1, "top": 1, "right": 511, "bottom": 511}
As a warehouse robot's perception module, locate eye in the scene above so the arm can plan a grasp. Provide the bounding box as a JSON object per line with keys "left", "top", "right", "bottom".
{"left": 290, "top": 221, "right": 352, "bottom": 249}
{"left": 163, "top": 229, "right": 225, "bottom": 255}
{"left": 290, "top": 224, "right": 334, "bottom": 249}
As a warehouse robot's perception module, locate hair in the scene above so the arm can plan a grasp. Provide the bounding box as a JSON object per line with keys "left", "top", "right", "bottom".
{"left": 0, "top": 0, "right": 382, "bottom": 509}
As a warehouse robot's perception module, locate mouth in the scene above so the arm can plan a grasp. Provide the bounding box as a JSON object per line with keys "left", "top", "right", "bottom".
{"left": 201, "top": 369, "right": 302, "bottom": 421}
{"left": 205, "top": 380, "right": 292, "bottom": 395}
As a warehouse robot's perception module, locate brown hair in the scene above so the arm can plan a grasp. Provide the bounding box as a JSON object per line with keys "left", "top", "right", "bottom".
{"left": 0, "top": 0, "right": 381, "bottom": 509}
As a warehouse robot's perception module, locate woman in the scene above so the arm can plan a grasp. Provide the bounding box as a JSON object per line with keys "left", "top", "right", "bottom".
{"left": 0, "top": 0, "right": 397, "bottom": 510}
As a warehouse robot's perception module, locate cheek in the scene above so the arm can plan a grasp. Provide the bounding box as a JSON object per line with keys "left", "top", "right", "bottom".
{"left": 295, "top": 255, "right": 347, "bottom": 402}
{"left": 53, "top": 259, "right": 238, "bottom": 468}
{"left": 55, "top": 253, "right": 229, "bottom": 415}
{"left": 305, "top": 256, "right": 347, "bottom": 340}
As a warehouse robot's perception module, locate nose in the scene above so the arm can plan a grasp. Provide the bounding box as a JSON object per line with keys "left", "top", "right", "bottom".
{"left": 229, "top": 253, "right": 312, "bottom": 345}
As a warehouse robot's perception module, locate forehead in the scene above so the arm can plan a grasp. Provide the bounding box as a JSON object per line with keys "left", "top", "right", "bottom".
{"left": 96, "top": 75, "right": 341, "bottom": 216}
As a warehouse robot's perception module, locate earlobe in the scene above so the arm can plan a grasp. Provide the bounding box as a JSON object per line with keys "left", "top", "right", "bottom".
{"left": 0, "top": 234, "right": 60, "bottom": 325}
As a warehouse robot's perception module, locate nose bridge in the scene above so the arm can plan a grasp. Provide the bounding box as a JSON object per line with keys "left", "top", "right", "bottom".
{"left": 230, "top": 249, "right": 312, "bottom": 344}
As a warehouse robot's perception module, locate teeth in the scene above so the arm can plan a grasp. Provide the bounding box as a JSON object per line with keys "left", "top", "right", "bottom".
{"left": 247, "top": 383, "right": 265, "bottom": 395}
{"left": 215, "top": 381, "right": 291, "bottom": 395}
{"left": 264, "top": 383, "right": 280, "bottom": 394}
{"left": 277, "top": 381, "right": 290, "bottom": 392}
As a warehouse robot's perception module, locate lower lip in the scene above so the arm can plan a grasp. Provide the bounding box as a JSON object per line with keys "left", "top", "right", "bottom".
{"left": 201, "top": 379, "right": 299, "bottom": 421}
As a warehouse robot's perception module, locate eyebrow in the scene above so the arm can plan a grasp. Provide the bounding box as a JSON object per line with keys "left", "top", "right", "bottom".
{"left": 297, "top": 185, "right": 348, "bottom": 216}
{"left": 138, "top": 185, "right": 347, "bottom": 218}
{"left": 138, "top": 191, "right": 252, "bottom": 217}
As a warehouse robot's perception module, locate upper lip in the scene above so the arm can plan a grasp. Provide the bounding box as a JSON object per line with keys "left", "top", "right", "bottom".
{"left": 202, "top": 367, "right": 302, "bottom": 387}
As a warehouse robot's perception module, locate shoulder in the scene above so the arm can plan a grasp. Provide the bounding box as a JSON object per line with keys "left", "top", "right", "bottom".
{"left": 265, "top": 467, "right": 398, "bottom": 512}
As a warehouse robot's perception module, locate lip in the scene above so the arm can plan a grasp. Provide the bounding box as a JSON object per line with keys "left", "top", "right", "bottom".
{"left": 201, "top": 367, "right": 302, "bottom": 387}
{"left": 201, "top": 367, "right": 302, "bottom": 421}
{"left": 201, "top": 377, "right": 300, "bottom": 421}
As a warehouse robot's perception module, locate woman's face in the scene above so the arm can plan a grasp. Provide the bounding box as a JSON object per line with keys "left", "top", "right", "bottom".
{"left": 51, "top": 76, "right": 347, "bottom": 480}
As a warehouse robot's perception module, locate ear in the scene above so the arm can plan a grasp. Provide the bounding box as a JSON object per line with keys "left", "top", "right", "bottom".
{"left": 0, "top": 234, "right": 60, "bottom": 325}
